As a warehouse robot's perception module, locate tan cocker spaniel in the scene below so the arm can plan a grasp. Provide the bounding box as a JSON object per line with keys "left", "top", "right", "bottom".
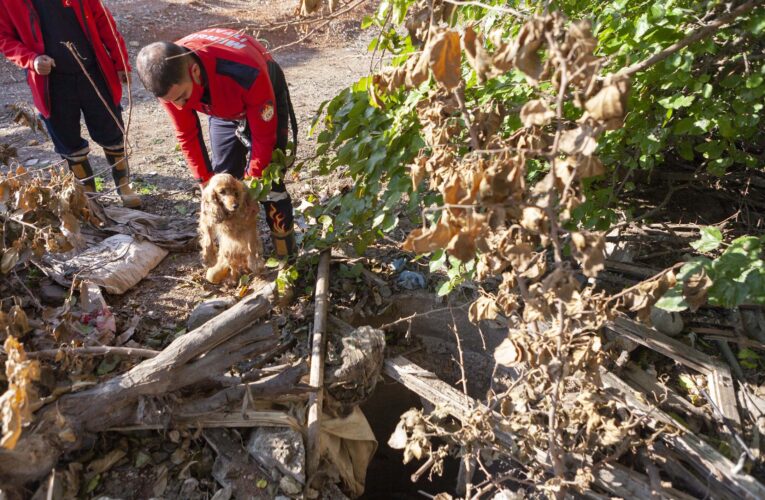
{"left": 199, "top": 173, "right": 264, "bottom": 284}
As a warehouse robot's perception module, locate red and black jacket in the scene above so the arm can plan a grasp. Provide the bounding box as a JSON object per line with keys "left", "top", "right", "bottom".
{"left": 166, "top": 28, "right": 280, "bottom": 183}
{"left": 0, "top": 0, "right": 130, "bottom": 118}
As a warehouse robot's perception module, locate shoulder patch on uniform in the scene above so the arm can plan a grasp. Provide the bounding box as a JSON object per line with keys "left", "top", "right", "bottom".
{"left": 215, "top": 58, "right": 260, "bottom": 90}
{"left": 260, "top": 100, "right": 275, "bottom": 122}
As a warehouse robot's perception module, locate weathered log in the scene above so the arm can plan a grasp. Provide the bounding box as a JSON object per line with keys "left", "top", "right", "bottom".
{"left": 111, "top": 410, "right": 301, "bottom": 432}
{"left": 179, "top": 361, "right": 311, "bottom": 416}
{"left": 0, "top": 283, "right": 277, "bottom": 489}
{"left": 306, "top": 250, "right": 330, "bottom": 478}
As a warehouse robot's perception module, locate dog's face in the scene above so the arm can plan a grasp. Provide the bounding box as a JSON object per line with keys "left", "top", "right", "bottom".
{"left": 203, "top": 174, "right": 246, "bottom": 222}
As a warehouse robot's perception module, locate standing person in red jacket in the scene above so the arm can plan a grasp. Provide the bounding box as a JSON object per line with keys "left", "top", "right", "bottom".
{"left": 0, "top": 0, "right": 141, "bottom": 208}
{"left": 135, "top": 28, "right": 296, "bottom": 258}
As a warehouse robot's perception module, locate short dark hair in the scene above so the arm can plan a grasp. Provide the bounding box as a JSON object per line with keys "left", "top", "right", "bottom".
{"left": 136, "top": 42, "right": 190, "bottom": 97}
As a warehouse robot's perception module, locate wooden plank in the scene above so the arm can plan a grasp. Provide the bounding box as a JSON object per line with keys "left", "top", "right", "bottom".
{"left": 620, "top": 363, "right": 709, "bottom": 420}
{"left": 605, "top": 260, "right": 661, "bottom": 279}
{"left": 384, "top": 356, "right": 476, "bottom": 422}
{"left": 607, "top": 317, "right": 743, "bottom": 454}
{"left": 601, "top": 369, "right": 765, "bottom": 500}
{"left": 707, "top": 365, "right": 743, "bottom": 430}
{"left": 306, "top": 250, "right": 331, "bottom": 478}
{"left": 110, "top": 410, "right": 301, "bottom": 432}
{"left": 385, "top": 356, "right": 655, "bottom": 498}
{"left": 605, "top": 316, "right": 716, "bottom": 374}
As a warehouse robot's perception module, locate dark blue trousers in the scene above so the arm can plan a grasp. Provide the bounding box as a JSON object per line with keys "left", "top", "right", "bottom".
{"left": 41, "top": 71, "right": 123, "bottom": 159}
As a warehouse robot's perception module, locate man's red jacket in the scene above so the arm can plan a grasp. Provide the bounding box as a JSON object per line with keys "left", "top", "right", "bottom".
{"left": 0, "top": 0, "right": 130, "bottom": 119}
{"left": 167, "top": 28, "right": 278, "bottom": 183}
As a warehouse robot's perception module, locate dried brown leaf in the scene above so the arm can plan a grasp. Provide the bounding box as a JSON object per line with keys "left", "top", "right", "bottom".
{"left": 446, "top": 230, "right": 477, "bottom": 262}
{"left": 428, "top": 30, "right": 462, "bottom": 90}
{"left": 0, "top": 337, "right": 41, "bottom": 449}
{"left": 88, "top": 449, "right": 127, "bottom": 474}
{"left": 494, "top": 337, "right": 524, "bottom": 367}
{"left": 683, "top": 268, "right": 712, "bottom": 312}
{"left": 578, "top": 155, "right": 605, "bottom": 179}
{"left": 402, "top": 218, "right": 452, "bottom": 254}
{"left": 520, "top": 99, "right": 555, "bottom": 128}
{"left": 1, "top": 248, "right": 19, "bottom": 274}
{"left": 469, "top": 296, "right": 500, "bottom": 323}
{"left": 570, "top": 231, "right": 605, "bottom": 278}
{"left": 462, "top": 27, "right": 492, "bottom": 82}
{"left": 585, "top": 79, "right": 630, "bottom": 125}
{"left": 521, "top": 206, "right": 547, "bottom": 234}
{"left": 559, "top": 126, "right": 598, "bottom": 156}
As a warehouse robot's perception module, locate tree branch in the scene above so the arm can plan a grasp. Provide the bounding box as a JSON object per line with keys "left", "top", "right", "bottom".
{"left": 616, "top": 1, "right": 760, "bottom": 78}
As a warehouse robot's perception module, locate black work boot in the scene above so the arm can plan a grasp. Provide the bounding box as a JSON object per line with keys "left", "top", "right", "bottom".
{"left": 103, "top": 146, "right": 142, "bottom": 209}
{"left": 262, "top": 184, "right": 296, "bottom": 259}
{"left": 65, "top": 153, "right": 96, "bottom": 192}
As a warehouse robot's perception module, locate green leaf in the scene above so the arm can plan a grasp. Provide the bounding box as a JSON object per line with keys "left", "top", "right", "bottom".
{"left": 738, "top": 347, "right": 760, "bottom": 362}
{"left": 437, "top": 280, "right": 453, "bottom": 296}
{"left": 658, "top": 94, "right": 695, "bottom": 110}
{"left": 85, "top": 474, "right": 101, "bottom": 494}
{"left": 746, "top": 75, "right": 764, "bottom": 89}
{"left": 655, "top": 285, "right": 689, "bottom": 312}
{"left": 691, "top": 226, "right": 723, "bottom": 253}
{"left": 256, "top": 479, "right": 268, "bottom": 489}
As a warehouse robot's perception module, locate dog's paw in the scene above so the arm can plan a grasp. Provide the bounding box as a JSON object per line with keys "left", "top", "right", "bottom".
{"left": 206, "top": 265, "right": 229, "bottom": 284}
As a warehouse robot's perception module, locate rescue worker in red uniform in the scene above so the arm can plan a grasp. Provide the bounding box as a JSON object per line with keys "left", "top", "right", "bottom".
{"left": 135, "top": 28, "right": 297, "bottom": 258}
{"left": 0, "top": 0, "right": 141, "bottom": 208}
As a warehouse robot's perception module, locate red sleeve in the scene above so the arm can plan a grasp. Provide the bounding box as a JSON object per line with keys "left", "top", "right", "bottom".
{"left": 87, "top": 0, "right": 131, "bottom": 72}
{"left": 162, "top": 101, "right": 214, "bottom": 183}
{"left": 0, "top": 10, "right": 37, "bottom": 70}
{"left": 243, "top": 71, "right": 277, "bottom": 178}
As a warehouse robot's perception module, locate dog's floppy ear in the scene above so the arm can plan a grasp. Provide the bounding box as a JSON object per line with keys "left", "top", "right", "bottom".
{"left": 202, "top": 183, "right": 227, "bottom": 223}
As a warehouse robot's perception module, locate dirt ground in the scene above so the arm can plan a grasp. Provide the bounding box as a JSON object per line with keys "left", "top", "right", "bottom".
{"left": 1, "top": 0, "right": 376, "bottom": 332}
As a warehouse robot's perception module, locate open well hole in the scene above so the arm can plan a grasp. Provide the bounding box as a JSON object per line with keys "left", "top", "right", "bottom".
{"left": 341, "top": 291, "right": 508, "bottom": 498}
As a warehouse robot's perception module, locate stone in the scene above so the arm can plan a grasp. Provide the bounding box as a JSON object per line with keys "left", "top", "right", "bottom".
{"left": 741, "top": 309, "right": 765, "bottom": 343}
{"left": 179, "top": 478, "right": 200, "bottom": 498}
{"left": 210, "top": 487, "right": 232, "bottom": 500}
{"left": 247, "top": 428, "right": 305, "bottom": 484}
{"left": 187, "top": 297, "right": 237, "bottom": 331}
{"left": 650, "top": 306, "right": 684, "bottom": 337}
{"left": 39, "top": 281, "right": 68, "bottom": 306}
{"left": 279, "top": 476, "right": 302, "bottom": 496}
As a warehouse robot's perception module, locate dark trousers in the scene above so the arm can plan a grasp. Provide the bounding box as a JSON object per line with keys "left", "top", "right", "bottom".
{"left": 208, "top": 117, "right": 294, "bottom": 242}
{"left": 41, "top": 71, "right": 124, "bottom": 159}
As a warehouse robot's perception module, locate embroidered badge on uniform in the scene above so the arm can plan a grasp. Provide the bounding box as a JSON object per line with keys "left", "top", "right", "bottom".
{"left": 260, "top": 101, "right": 275, "bottom": 122}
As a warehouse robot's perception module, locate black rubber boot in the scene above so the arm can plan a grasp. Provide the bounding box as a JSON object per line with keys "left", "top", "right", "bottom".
{"left": 262, "top": 184, "right": 296, "bottom": 259}
{"left": 103, "top": 147, "right": 142, "bottom": 208}
{"left": 65, "top": 154, "right": 96, "bottom": 192}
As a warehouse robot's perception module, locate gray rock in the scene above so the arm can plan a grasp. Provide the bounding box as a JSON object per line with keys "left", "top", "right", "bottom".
{"left": 650, "top": 306, "right": 684, "bottom": 336}
{"left": 210, "top": 487, "right": 232, "bottom": 500}
{"left": 741, "top": 309, "right": 765, "bottom": 343}
{"left": 279, "top": 475, "right": 302, "bottom": 496}
{"left": 39, "top": 281, "right": 68, "bottom": 306}
{"left": 187, "top": 297, "right": 237, "bottom": 331}
{"left": 247, "top": 427, "right": 305, "bottom": 484}
{"left": 179, "top": 478, "right": 200, "bottom": 498}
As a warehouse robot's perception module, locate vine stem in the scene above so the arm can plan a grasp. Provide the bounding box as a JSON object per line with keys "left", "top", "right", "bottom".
{"left": 616, "top": 0, "right": 759, "bottom": 78}
{"left": 454, "top": 83, "right": 481, "bottom": 151}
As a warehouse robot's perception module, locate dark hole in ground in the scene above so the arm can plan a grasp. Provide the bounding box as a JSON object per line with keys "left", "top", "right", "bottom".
{"left": 346, "top": 291, "right": 505, "bottom": 498}
{"left": 360, "top": 379, "right": 461, "bottom": 499}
